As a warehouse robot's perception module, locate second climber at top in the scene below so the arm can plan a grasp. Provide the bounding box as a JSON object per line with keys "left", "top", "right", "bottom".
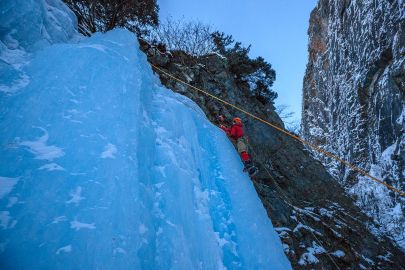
{"left": 218, "top": 115, "right": 258, "bottom": 177}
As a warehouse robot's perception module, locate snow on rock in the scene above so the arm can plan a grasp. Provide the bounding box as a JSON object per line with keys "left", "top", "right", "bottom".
{"left": 302, "top": 0, "right": 405, "bottom": 248}
{"left": 298, "top": 241, "right": 326, "bottom": 266}
{"left": 0, "top": 0, "right": 292, "bottom": 269}
{"left": 331, "top": 250, "right": 345, "bottom": 258}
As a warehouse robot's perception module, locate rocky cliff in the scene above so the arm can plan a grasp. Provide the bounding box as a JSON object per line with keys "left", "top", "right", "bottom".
{"left": 302, "top": 0, "right": 405, "bottom": 249}
{"left": 140, "top": 39, "right": 405, "bottom": 269}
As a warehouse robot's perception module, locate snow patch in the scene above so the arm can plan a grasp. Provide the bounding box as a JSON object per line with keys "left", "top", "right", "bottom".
{"left": 298, "top": 241, "right": 326, "bottom": 266}
{"left": 38, "top": 163, "right": 65, "bottom": 171}
{"left": 52, "top": 216, "right": 68, "bottom": 224}
{"left": 275, "top": 227, "right": 292, "bottom": 232}
{"left": 56, "top": 245, "right": 72, "bottom": 255}
{"left": 194, "top": 185, "right": 210, "bottom": 219}
{"left": 331, "top": 250, "right": 345, "bottom": 258}
{"left": 293, "top": 222, "right": 322, "bottom": 236}
{"left": 0, "top": 73, "right": 30, "bottom": 94}
{"left": 396, "top": 108, "right": 404, "bottom": 124}
{"left": 20, "top": 128, "right": 64, "bottom": 161}
{"left": 100, "top": 143, "right": 117, "bottom": 159}
{"left": 319, "top": 208, "right": 334, "bottom": 218}
{"left": 70, "top": 220, "right": 96, "bottom": 231}
{"left": 66, "top": 187, "right": 84, "bottom": 205}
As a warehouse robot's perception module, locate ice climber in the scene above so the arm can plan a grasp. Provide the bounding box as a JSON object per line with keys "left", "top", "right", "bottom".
{"left": 218, "top": 115, "right": 258, "bottom": 177}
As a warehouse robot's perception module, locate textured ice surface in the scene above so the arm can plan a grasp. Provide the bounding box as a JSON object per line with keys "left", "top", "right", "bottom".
{"left": 0, "top": 1, "right": 291, "bottom": 269}
{"left": 0, "top": 0, "right": 77, "bottom": 52}
{"left": 0, "top": 0, "right": 78, "bottom": 94}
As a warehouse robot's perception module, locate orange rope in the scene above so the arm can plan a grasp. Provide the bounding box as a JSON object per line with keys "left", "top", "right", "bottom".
{"left": 151, "top": 64, "right": 405, "bottom": 197}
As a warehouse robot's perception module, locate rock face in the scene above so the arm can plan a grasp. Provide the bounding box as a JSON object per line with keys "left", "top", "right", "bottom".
{"left": 140, "top": 40, "right": 405, "bottom": 269}
{"left": 302, "top": 0, "right": 405, "bottom": 249}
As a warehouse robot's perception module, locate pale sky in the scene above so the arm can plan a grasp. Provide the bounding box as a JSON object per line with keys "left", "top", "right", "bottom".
{"left": 157, "top": 0, "right": 318, "bottom": 124}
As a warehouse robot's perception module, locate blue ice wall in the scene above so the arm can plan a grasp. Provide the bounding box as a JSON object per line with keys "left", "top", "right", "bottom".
{"left": 0, "top": 0, "right": 77, "bottom": 52}
{"left": 0, "top": 1, "right": 292, "bottom": 269}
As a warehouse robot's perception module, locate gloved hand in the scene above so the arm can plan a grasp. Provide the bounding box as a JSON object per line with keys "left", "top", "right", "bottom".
{"left": 219, "top": 124, "right": 228, "bottom": 132}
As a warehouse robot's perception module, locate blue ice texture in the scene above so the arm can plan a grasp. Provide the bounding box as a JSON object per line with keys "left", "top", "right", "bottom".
{"left": 0, "top": 0, "right": 292, "bottom": 269}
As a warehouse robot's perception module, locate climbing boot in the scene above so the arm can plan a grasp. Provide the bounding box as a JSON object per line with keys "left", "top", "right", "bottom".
{"left": 248, "top": 166, "right": 259, "bottom": 177}
{"left": 243, "top": 160, "right": 253, "bottom": 172}
{"left": 243, "top": 160, "right": 258, "bottom": 177}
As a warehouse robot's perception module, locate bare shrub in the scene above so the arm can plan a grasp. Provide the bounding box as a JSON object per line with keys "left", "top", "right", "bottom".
{"left": 145, "top": 17, "right": 215, "bottom": 56}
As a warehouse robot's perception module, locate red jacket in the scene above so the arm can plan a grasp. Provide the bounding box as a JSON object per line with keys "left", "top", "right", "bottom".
{"left": 221, "top": 122, "right": 244, "bottom": 140}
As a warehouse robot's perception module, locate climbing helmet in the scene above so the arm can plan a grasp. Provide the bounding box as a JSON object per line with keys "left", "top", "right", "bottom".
{"left": 233, "top": 117, "right": 242, "bottom": 124}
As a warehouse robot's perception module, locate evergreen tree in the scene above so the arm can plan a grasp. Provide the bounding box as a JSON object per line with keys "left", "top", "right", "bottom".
{"left": 211, "top": 31, "right": 277, "bottom": 104}
{"left": 211, "top": 31, "right": 234, "bottom": 55}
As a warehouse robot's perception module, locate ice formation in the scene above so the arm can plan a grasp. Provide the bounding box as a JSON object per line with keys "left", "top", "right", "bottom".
{"left": 0, "top": 0, "right": 291, "bottom": 269}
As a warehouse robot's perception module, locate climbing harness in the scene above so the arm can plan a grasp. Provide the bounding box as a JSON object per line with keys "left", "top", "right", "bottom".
{"left": 150, "top": 63, "right": 405, "bottom": 197}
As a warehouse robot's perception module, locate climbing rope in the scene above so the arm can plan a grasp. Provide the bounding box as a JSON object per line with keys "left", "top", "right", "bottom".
{"left": 249, "top": 146, "right": 341, "bottom": 269}
{"left": 151, "top": 63, "right": 405, "bottom": 197}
